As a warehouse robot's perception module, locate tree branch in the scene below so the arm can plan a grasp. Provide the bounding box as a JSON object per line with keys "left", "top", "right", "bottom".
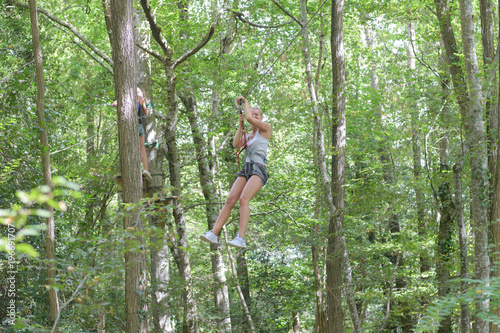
{"left": 271, "top": 0, "right": 302, "bottom": 27}
{"left": 51, "top": 266, "right": 98, "bottom": 333}
{"left": 73, "top": 41, "right": 113, "bottom": 74}
{"left": 139, "top": 0, "right": 171, "bottom": 58}
{"left": 12, "top": 0, "right": 114, "bottom": 67}
{"left": 135, "top": 43, "right": 165, "bottom": 63}
{"left": 376, "top": 256, "right": 399, "bottom": 333}
{"left": 229, "top": 9, "right": 294, "bottom": 28}
{"left": 172, "top": 25, "right": 216, "bottom": 69}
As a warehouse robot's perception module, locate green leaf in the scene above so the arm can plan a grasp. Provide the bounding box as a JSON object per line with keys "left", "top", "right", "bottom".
{"left": 15, "top": 243, "right": 39, "bottom": 257}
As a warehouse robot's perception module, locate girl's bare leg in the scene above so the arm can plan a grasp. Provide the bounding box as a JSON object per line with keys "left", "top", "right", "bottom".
{"left": 237, "top": 175, "right": 263, "bottom": 239}
{"left": 212, "top": 177, "right": 247, "bottom": 235}
{"left": 139, "top": 136, "right": 149, "bottom": 171}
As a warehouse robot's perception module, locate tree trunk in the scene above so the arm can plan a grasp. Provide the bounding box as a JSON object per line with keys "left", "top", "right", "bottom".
{"left": 180, "top": 91, "right": 232, "bottom": 332}
{"left": 492, "top": 50, "right": 500, "bottom": 333}
{"left": 273, "top": 0, "right": 363, "bottom": 331}
{"left": 454, "top": 159, "right": 471, "bottom": 333}
{"left": 28, "top": 0, "right": 60, "bottom": 324}
{"left": 313, "top": 130, "right": 327, "bottom": 333}
{"left": 481, "top": 0, "right": 499, "bottom": 330}
{"left": 134, "top": 10, "right": 171, "bottom": 332}
{"left": 407, "top": 20, "right": 428, "bottom": 273}
{"left": 150, "top": 229, "right": 172, "bottom": 333}
{"left": 224, "top": 233, "right": 256, "bottom": 333}
{"left": 328, "top": 0, "right": 363, "bottom": 330}
{"left": 138, "top": 0, "right": 204, "bottom": 330}
{"left": 436, "top": 40, "right": 454, "bottom": 333}
{"left": 310, "top": 5, "right": 345, "bottom": 333}
{"left": 292, "top": 311, "right": 300, "bottom": 333}
{"left": 164, "top": 67, "right": 199, "bottom": 333}
{"left": 458, "top": 0, "right": 490, "bottom": 330}
{"left": 109, "top": 0, "right": 147, "bottom": 331}
{"left": 434, "top": 0, "right": 487, "bottom": 328}
{"left": 479, "top": 0, "right": 497, "bottom": 231}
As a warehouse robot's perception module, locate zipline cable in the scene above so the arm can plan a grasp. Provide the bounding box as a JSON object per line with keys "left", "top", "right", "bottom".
{"left": 242, "top": 0, "right": 329, "bottom": 99}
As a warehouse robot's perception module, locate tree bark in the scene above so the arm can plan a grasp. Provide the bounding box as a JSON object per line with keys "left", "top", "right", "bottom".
{"left": 109, "top": 0, "right": 147, "bottom": 331}
{"left": 138, "top": 0, "right": 217, "bottom": 330}
{"left": 492, "top": 51, "right": 500, "bottom": 333}
{"left": 224, "top": 233, "right": 256, "bottom": 333}
{"left": 313, "top": 129, "right": 327, "bottom": 333}
{"left": 479, "top": 0, "right": 497, "bottom": 230}
{"left": 292, "top": 311, "right": 300, "bottom": 333}
{"left": 28, "top": 0, "right": 60, "bottom": 324}
{"left": 458, "top": 0, "right": 490, "bottom": 330}
{"left": 164, "top": 67, "right": 199, "bottom": 333}
{"left": 482, "top": 0, "right": 499, "bottom": 330}
{"left": 455, "top": 159, "right": 471, "bottom": 333}
{"left": 328, "top": 0, "right": 364, "bottom": 331}
{"left": 434, "top": 0, "right": 488, "bottom": 328}
{"left": 436, "top": 40, "right": 454, "bottom": 333}
{"left": 180, "top": 91, "right": 232, "bottom": 332}
{"left": 407, "top": 20, "right": 428, "bottom": 273}
{"left": 134, "top": 9, "right": 171, "bottom": 332}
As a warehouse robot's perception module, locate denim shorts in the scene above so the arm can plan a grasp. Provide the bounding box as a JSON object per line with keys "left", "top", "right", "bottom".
{"left": 237, "top": 162, "right": 269, "bottom": 186}
{"left": 138, "top": 122, "right": 144, "bottom": 137}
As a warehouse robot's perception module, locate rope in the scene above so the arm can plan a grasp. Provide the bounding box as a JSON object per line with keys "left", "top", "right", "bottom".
{"left": 163, "top": 0, "right": 329, "bottom": 143}
{"left": 236, "top": 104, "right": 247, "bottom": 169}
{"left": 50, "top": 124, "right": 114, "bottom": 156}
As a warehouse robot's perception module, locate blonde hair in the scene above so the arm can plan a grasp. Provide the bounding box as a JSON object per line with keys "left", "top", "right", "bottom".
{"left": 251, "top": 107, "right": 263, "bottom": 115}
{"left": 137, "top": 88, "right": 143, "bottom": 97}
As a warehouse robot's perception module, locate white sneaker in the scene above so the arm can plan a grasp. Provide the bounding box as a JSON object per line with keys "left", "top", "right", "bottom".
{"left": 200, "top": 230, "right": 219, "bottom": 245}
{"left": 143, "top": 170, "right": 153, "bottom": 183}
{"left": 227, "top": 235, "right": 246, "bottom": 249}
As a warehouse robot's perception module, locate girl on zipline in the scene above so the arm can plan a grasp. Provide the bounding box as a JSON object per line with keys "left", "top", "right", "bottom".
{"left": 200, "top": 96, "right": 271, "bottom": 248}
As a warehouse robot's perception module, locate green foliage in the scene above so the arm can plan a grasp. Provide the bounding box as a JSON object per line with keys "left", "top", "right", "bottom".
{"left": 0, "top": 0, "right": 497, "bottom": 331}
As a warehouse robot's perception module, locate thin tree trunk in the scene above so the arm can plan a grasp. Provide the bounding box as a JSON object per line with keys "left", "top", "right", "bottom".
{"left": 328, "top": 0, "right": 362, "bottom": 330}
{"left": 150, "top": 229, "right": 172, "bottom": 333}
{"left": 292, "top": 311, "right": 300, "bottom": 333}
{"left": 181, "top": 91, "right": 232, "bottom": 332}
{"left": 224, "top": 233, "right": 256, "bottom": 333}
{"left": 272, "top": 0, "right": 359, "bottom": 331}
{"left": 407, "top": 20, "right": 428, "bottom": 273}
{"left": 134, "top": 10, "right": 171, "bottom": 332}
{"left": 493, "top": 19, "right": 500, "bottom": 328}
{"left": 480, "top": 0, "right": 497, "bottom": 232}
{"left": 139, "top": 0, "right": 214, "bottom": 330}
{"left": 454, "top": 158, "right": 471, "bottom": 333}
{"left": 482, "top": 0, "right": 499, "bottom": 330}
{"left": 313, "top": 130, "right": 327, "bottom": 333}
{"left": 236, "top": 250, "right": 252, "bottom": 311}
{"left": 312, "top": 15, "right": 328, "bottom": 333}
{"left": 164, "top": 69, "right": 199, "bottom": 333}
{"left": 436, "top": 40, "right": 455, "bottom": 333}
{"left": 434, "top": 0, "right": 478, "bottom": 326}
{"left": 28, "top": 0, "right": 60, "bottom": 324}
{"left": 458, "top": 0, "right": 490, "bottom": 330}
{"left": 109, "top": 0, "right": 147, "bottom": 331}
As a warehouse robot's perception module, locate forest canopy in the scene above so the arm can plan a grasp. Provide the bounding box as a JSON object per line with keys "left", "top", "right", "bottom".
{"left": 1, "top": 0, "right": 499, "bottom": 332}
